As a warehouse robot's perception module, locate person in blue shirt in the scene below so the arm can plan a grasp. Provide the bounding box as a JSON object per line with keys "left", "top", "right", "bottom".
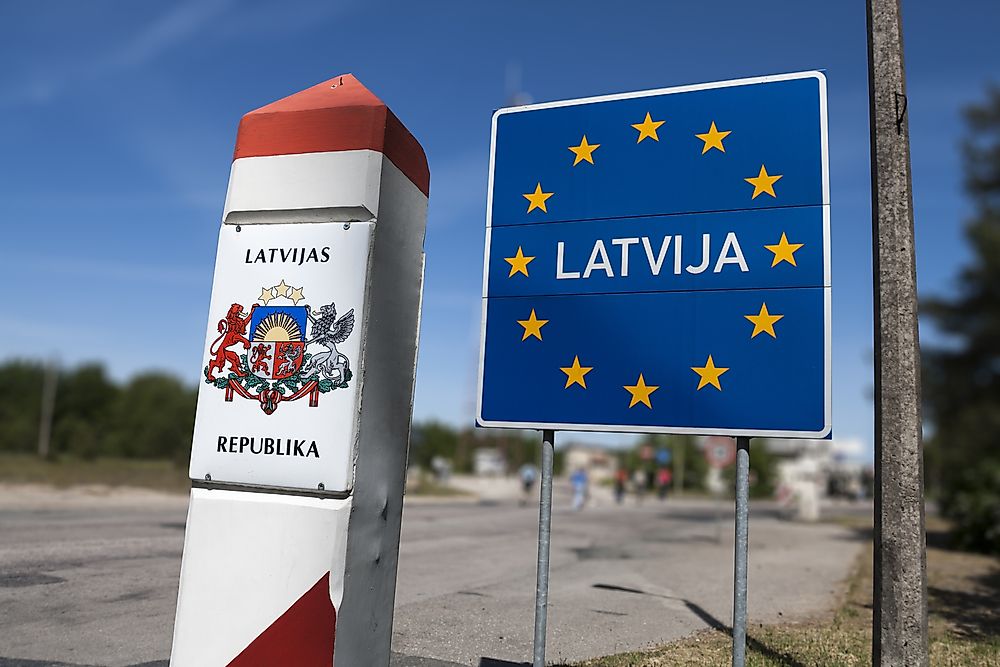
{"left": 570, "top": 467, "right": 589, "bottom": 511}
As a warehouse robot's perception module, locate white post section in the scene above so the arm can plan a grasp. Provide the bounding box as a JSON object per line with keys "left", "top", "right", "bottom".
{"left": 170, "top": 74, "right": 428, "bottom": 667}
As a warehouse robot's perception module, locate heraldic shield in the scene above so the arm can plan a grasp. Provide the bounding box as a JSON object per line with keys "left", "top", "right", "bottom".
{"left": 203, "top": 280, "right": 356, "bottom": 415}
{"left": 248, "top": 306, "right": 307, "bottom": 380}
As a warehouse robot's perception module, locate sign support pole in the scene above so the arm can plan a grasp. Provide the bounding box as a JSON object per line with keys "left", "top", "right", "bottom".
{"left": 533, "top": 429, "right": 555, "bottom": 667}
{"left": 867, "top": 1, "right": 929, "bottom": 665}
{"left": 732, "top": 436, "right": 751, "bottom": 667}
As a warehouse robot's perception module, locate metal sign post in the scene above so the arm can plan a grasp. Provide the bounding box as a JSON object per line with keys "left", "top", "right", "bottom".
{"left": 532, "top": 429, "right": 556, "bottom": 667}
{"left": 867, "top": 0, "right": 928, "bottom": 664}
{"left": 732, "top": 436, "right": 751, "bottom": 667}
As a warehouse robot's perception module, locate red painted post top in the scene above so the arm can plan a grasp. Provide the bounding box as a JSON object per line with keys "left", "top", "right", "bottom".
{"left": 234, "top": 74, "right": 429, "bottom": 197}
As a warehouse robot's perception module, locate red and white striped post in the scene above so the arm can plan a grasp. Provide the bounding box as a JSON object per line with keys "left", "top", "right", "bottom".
{"left": 170, "top": 74, "right": 428, "bottom": 666}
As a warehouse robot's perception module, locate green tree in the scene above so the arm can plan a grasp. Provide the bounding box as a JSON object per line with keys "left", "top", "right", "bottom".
{"left": 923, "top": 87, "right": 1000, "bottom": 554}
{"left": 627, "top": 434, "right": 708, "bottom": 492}
{"left": 722, "top": 440, "right": 780, "bottom": 499}
{"left": 409, "top": 421, "right": 460, "bottom": 470}
{"left": 105, "top": 373, "right": 196, "bottom": 463}
{"left": 0, "top": 360, "right": 44, "bottom": 453}
{"left": 52, "top": 364, "right": 118, "bottom": 457}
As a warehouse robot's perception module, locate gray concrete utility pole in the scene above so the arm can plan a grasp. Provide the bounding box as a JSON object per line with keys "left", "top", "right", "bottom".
{"left": 36, "top": 359, "right": 57, "bottom": 459}
{"left": 866, "top": 0, "right": 929, "bottom": 665}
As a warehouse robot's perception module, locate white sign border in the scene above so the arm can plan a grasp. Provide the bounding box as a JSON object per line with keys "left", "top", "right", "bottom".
{"left": 475, "top": 70, "right": 832, "bottom": 439}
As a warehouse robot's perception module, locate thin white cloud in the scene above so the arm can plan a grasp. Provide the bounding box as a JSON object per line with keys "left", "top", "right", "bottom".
{"left": 0, "top": 0, "right": 235, "bottom": 109}
{"left": 95, "top": 0, "right": 237, "bottom": 72}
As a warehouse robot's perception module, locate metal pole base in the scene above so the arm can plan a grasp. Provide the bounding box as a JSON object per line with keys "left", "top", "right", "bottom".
{"left": 532, "top": 430, "right": 555, "bottom": 667}
{"left": 732, "top": 436, "right": 750, "bottom": 667}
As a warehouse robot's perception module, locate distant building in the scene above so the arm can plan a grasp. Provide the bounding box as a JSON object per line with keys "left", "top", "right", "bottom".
{"left": 473, "top": 447, "right": 507, "bottom": 476}
{"left": 700, "top": 436, "right": 870, "bottom": 520}
{"left": 563, "top": 443, "right": 616, "bottom": 483}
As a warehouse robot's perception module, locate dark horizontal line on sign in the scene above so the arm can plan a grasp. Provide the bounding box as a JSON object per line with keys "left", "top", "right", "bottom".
{"left": 191, "top": 478, "right": 350, "bottom": 499}
{"left": 482, "top": 284, "right": 830, "bottom": 301}
{"left": 487, "top": 202, "right": 828, "bottom": 229}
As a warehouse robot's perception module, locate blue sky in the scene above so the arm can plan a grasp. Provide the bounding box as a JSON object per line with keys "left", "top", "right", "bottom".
{"left": 2, "top": 1, "right": 997, "bottom": 456}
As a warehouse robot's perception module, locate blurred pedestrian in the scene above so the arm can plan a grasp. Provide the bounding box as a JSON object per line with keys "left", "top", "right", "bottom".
{"left": 657, "top": 467, "right": 672, "bottom": 500}
{"left": 570, "top": 467, "right": 589, "bottom": 511}
{"left": 613, "top": 467, "right": 628, "bottom": 505}
{"left": 633, "top": 468, "right": 647, "bottom": 504}
{"left": 518, "top": 463, "right": 537, "bottom": 506}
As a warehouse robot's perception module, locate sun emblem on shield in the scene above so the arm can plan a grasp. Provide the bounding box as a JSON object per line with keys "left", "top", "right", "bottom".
{"left": 203, "top": 280, "right": 355, "bottom": 415}
{"left": 250, "top": 309, "right": 307, "bottom": 380}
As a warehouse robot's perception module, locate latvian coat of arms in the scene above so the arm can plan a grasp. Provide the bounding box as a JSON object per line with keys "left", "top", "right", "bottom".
{"left": 203, "top": 280, "right": 355, "bottom": 414}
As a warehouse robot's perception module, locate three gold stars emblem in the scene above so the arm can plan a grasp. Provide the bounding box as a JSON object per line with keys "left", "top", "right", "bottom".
{"left": 632, "top": 112, "right": 665, "bottom": 143}
{"left": 505, "top": 246, "right": 535, "bottom": 277}
{"left": 561, "top": 356, "right": 593, "bottom": 389}
{"left": 692, "top": 355, "right": 730, "bottom": 391}
{"left": 695, "top": 121, "right": 732, "bottom": 154}
{"left": 745, "top": 164, "right": 783, "bottom": 199}
{"left": 745, "top": 303, "right": 784, "bottom": 338}
{"left": 517, "top": 309, "right": 548, "bottom": 341}
{"left": 568, "top": 135, "right": 600, "bottom": 166}
{"left": 624, "top": 374, "right": 659, "bottom": 408}
{"left": 258, "top": 281, "right": 304, "bottom": 305}
{"left": 764, "top": 233, "right": 804, "bottom": 267}
{"left": 523, "top": 182, "right": 554, "bottom": 213}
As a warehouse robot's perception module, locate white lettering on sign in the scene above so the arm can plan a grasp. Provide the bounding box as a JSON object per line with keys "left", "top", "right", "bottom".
{"left": 610, "top": 237, "right": 639, "bottom": 277}
{"left": 583, "top": 239, "right": 614, "bottom": 278}
{"left": 555, "top": 233, "right": 749, "bottom": 280}
{"left": 556, "top": 241, "right": 580, "bottom": 279}
{"left": 685, "top": 233, "right": 711, "bottom": 275}
{"left": 641, "top": 236, "right": 672, "bottom": 276}
{"left": 714, "top": 232, "right": 749, "bottom": 273}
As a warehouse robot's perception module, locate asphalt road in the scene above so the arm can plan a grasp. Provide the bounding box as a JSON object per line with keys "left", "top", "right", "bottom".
{"left": 0, "top": 485, "right": 867, "bottom": 666}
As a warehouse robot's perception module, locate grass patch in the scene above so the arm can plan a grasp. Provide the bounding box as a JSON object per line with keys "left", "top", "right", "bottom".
{"left": 570, "top": 519, "right": 1000, "bottom": 666}
{"left": 0, "top": 453, "right": 190, "bottom": 492}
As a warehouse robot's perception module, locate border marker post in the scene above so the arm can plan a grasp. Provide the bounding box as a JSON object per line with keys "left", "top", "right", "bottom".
{"left": 169, "top": 74, "right": 428, "bottom": 667}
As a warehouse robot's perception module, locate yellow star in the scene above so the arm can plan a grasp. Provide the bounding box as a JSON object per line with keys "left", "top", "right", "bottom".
{"left": 744, "top": 303, "right": 784, "bottom": 339}
{"left": 764, "top": 232, "right": 804, "bottom": 267}
{"left": 691, "top": 355, "right": 730, "bottom": 391}
{"left": 288, "top": 286, "right": 305, "bottom": 305}
{"left": 695, "top": 121, "right": 732, "bottom": 154}
{"left": 273, "top": 279, "right": 291, "bottom": 298}
{"left": 745, "top": 164, "right": 783, "bottom": 199}
{"left": 517, "top": 309, "right": 549, "bottom": 341}
{"left": 624, "top": 373, "right": 659, "bottom": 409}
{"left": 523, "top": 182, "right": 554, "bottom": 213}
{"left": 632, "top": 112, "right": 665, "bottom": 143}
{"left": 560, "top": 356, "right": 593, "bottom": 389}
{"left": 504, "top": 246, "right": 535, "bottom": 278}
{"left": 568, "top": 135, "right": 600, "bottom": 166}
{"left": 258, "top": 286, "right": 275, "bottom": 305}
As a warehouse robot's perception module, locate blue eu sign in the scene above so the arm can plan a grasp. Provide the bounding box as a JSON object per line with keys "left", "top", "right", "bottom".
{"left": 477, "top": 72, "right": 831, "bottom": 438}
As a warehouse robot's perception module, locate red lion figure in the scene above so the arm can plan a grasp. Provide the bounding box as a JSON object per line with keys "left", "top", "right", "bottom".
{"left": 250, "top": 343, "right": 271, "bottom": 374}
{"left": 206, "top": 303, "right": 256, "bottom": 381}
